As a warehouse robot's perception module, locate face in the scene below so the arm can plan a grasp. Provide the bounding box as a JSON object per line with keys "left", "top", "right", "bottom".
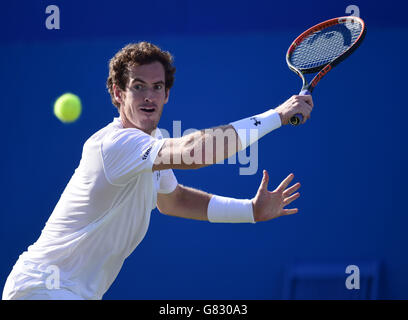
{"left": 114, "top": 61, "right": 169, "bottom": 135}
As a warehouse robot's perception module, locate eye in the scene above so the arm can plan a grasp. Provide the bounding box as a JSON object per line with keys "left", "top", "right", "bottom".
{"left": 134, "top": 84, "right": 144, "bottom": 90}
{"left": 154, "top": 84, "right": 163, "bottom": 90}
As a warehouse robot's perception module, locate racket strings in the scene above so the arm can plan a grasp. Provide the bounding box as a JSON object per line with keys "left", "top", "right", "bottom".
{"left": 290, "top": 22, "right": 362, "bottom": 70}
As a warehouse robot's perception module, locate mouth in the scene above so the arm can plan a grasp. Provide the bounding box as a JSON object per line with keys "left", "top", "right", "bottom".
{"left": 139, "top": 106, "right": 156, "bottom": 114}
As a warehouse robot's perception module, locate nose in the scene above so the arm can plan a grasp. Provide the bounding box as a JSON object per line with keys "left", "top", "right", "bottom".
{"left": 143, "top": 87, "right": 155, "bottom": 103}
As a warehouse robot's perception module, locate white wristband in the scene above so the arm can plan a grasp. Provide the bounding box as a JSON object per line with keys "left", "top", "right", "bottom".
{"left": 230, "top": 109, "right": 281, "bottom": 151}
{"left": 207, "top": 195, "right": 255, "bottom": 223}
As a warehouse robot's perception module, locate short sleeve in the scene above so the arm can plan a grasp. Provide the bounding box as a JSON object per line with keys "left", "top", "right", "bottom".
{"left": 158, "top": 169, "right": 178, "bottom": 194}
{"left": 101, "top": 129, "right": 165, "bottom": 186}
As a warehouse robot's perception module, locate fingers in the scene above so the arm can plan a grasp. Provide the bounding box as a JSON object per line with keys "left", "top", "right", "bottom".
{"left": 258, "top": 169, "right": 269, "bottom": 191}
{"left": 279, "top": 175, "right": 300, "bottom": 206}
{"left": 292, "top": 95, "right": 313, "bottom": 124}
{"left": 282, "top": 182, "right": 301, "bottom": 198}
{"left": 283, "top": 192, "right": 300, "bottom": 206}
{"left": 275, "top": 173, "right": 294, "bottom": 193}
{"left": 282, "top": 208, "right": 298, "bottom": 215}
{"left": 299, "top": 100, "right": 313, "bottom": 123}
{"left": 298, "top": 94, "right": 314, "bottom": 108}
{"left": 274, "top": 95, "right": 314, "bottom": 125}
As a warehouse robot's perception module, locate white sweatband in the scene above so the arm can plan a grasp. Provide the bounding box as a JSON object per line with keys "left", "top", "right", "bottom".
{"left": 207, "top": 195, "right": 255, "bottom": 223}
{"left": 230, "top": 109, "right": 281, "bottom": 151}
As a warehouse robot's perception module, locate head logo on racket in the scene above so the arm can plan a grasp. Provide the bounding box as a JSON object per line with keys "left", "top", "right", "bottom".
{"left": 286, "top": 16, "right": 366, "bottom": 125}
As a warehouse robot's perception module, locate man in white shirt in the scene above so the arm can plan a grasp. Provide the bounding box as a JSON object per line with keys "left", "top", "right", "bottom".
{"left": 2, "top": 42, "right": 313, "bottom": 300}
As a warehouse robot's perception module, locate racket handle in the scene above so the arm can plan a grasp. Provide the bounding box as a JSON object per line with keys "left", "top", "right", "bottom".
{"left": 289, "top": 89, "right": 311, "bottom": 126}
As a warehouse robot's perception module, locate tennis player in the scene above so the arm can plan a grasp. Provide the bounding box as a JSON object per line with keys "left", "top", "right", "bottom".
{"left": 2, "top": 42, "right": 313, "bottom": 300}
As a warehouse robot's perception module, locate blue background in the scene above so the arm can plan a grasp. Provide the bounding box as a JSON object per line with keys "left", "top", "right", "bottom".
{"left": 1, "top": 0, "right": 407, "bottom": 299}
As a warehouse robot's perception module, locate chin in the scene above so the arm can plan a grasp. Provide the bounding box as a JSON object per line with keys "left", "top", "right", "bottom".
{"left": 140, "top": 121, "right": 158, "bottom": 135}
{"left": 126, "top": 114, "right": 159, "bottom": 135}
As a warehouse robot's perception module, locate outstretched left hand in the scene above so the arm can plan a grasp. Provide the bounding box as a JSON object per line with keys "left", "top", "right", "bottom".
{"left": 252, "top": 170, "right": 301, "bottom": 222}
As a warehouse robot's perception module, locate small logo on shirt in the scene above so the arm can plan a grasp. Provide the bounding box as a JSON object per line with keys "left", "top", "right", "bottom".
{"left": 250, "top": 117, "right": 261, "bottom": 126}
{"left": 142, "top": 146, "right": 153, "bottom": 160}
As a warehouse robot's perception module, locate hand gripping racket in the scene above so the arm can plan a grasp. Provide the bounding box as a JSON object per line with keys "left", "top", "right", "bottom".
{"left": 286, "top": 16, "right": 366, "bottom": 125}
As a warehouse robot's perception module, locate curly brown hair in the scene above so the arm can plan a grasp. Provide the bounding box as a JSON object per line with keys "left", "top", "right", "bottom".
{"left": 106, "top": 42, "right": 176, "bottom": 110}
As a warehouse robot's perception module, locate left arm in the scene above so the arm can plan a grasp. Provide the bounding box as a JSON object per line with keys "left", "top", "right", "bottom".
{"left": 156, "top": 170, "right": 301, "bottom": 222}
{"left": 157, "top": 184, "right": 212, "bottom": 221}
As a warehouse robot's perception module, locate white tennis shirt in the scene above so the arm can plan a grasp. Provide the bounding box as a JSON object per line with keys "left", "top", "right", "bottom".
{"left": 3, "top": 117, "right": 178, "bottom": 300}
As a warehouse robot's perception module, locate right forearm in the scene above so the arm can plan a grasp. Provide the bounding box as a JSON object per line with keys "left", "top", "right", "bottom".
{"left": 154, "top": 124, "right": 240, "bottom": 170}
{"left": 153, "top": 95, "right": 313, "bottom": 171}
{"left": 153, "top": 107, "right": 286, "bottom": 171}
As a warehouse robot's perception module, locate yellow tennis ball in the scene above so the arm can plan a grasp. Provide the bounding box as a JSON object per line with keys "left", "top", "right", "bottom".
{"left": 54, "top": 93, "right": 82, "bottom": 123}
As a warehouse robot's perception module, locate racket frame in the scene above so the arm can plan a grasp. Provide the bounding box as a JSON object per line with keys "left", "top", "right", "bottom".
{"left": 286, "top": 16, "right": 366, "bottom": 94}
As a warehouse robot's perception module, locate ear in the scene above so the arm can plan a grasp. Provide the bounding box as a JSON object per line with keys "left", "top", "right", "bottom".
{"left": 113, "top": 84, "right": 124, "bottom": 105}
{"left": 164, "top": 89, "right": 170, "bottom": 104}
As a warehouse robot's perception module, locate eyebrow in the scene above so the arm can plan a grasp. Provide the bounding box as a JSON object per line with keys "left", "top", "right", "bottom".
{"left": 130, "top": 78, "right": 165, "bottom": 85}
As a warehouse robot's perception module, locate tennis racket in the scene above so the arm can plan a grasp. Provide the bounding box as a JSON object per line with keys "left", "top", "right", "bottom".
{"left": 286, "top": 16, "right": 366, "bottom": 125}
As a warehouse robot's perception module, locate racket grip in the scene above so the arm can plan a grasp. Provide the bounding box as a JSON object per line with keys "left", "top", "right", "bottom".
{"left": 289, "top": 89, "right": 311, "bottom": 126}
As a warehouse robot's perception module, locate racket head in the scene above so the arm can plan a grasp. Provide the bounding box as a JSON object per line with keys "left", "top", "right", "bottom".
{"left": 286, "top": 16, "right": 366, "bottom": 92}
